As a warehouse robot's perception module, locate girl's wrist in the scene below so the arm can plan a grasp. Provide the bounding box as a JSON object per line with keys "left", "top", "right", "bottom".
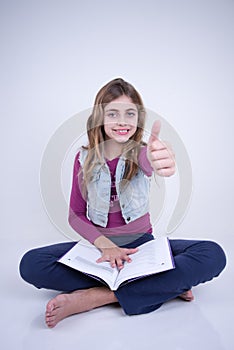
{"left": 94, "top": 235, "right": 117, "bottom": 251}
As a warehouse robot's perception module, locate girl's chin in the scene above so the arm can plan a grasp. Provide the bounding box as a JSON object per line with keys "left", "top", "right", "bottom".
{"left": 111, "top": 131, "right": 135, "bottom": 143}
{"left": 113, "top": 136, "right": 131, "bottom": 144}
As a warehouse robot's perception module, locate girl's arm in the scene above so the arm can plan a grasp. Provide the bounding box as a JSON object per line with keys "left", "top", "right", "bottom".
{"left": 68, "top": 152, "right": 103, "bottom": 244}
{"left": 69, "top": 153, "right": 138, "bottom": 269}
{"left": 138, "top": 146, "right": 153, "bottom": 176}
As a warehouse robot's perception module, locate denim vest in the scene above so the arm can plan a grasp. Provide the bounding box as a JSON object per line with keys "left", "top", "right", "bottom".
{"left": 79, "top": 148, "right": 151, "bottom": 227}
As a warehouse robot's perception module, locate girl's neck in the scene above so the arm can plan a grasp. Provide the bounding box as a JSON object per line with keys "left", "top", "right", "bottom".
{"left": 104, "top": 139, "right": 124, "bottom": 161}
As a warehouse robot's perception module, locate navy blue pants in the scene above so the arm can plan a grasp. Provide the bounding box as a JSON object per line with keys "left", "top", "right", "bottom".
{"left": 19, "top": 235, "right": 226, "bottom": 315}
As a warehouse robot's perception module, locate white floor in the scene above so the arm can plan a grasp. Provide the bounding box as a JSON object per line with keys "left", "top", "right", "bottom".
{"left": 1, "top": 232, "right": 233, "bottom": 350}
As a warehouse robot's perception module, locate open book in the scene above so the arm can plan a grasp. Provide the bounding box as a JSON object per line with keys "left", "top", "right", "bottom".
{"left": 58, "top": 237, "right": 175, "bottom": 291}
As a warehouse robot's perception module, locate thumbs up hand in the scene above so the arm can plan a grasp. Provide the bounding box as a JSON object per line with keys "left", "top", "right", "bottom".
{"left": 147, "top": 120, "right": 176, "bottom": 177}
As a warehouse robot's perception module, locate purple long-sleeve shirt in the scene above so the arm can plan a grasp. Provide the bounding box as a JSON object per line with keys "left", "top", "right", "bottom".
{"left": 68, "top": 146, "right": 153, "bottom": 244}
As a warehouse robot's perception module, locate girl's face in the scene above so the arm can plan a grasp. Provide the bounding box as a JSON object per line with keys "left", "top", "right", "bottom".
{"left": 103, "top": 95, "right": 138, "bottom": 144}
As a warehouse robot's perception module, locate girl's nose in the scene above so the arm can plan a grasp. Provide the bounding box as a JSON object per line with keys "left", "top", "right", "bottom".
{"left": 117, "top": 114, "right": 127, "bottom": 125}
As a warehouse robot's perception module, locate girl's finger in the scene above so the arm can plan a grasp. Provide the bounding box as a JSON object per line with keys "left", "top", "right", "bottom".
{"left": 152, "top": 158, "right": 175, "bottom": 171}
{"left": 110, "top": 258, "right": 116, "bottom": 268}
{"left": 150, "top": 149, "right": 170, "bottom": 161}
{"left": 122, "top": 254, "right": 131, "bottom": 263}
{"left": 125, "top": 248, "right": 138, "bottom": 255}
{"left": 116, "top": 258, "right": 124, "bottom": 269}
{"left": 96, "top": 254, "right": 110, "bottom": 263}
{"left": 126, "top": 256, "right": 132, "bottom": 263}
{"left": 156, "top": 167, "right": 176, "bottom": 177}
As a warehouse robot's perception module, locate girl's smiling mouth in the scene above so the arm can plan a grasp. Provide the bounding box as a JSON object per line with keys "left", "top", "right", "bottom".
{"left": 113, "top": 129, "right": 130, "bottom": 135}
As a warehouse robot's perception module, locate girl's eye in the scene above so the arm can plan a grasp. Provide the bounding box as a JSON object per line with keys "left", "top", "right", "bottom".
{"left": 107, "top": 112, "right": 117, "bottom": 118}
{"left": 127, "top": 112, "right": 136, "bottom": 117}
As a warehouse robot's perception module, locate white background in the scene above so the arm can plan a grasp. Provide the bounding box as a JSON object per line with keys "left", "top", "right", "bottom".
{"left": 1, "top": 0, "right": 233, "bottom": 349}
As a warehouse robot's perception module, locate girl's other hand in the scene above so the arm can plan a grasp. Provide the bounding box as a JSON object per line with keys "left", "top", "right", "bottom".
{"left": 96, "top": 247, "right": 138, "bottom": 270}
{"left": 147, "top": 120, "right": 176, "bottom": 177}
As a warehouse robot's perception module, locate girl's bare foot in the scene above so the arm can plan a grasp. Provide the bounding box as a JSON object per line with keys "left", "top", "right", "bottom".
{"left": 45, "top": 287, "right": 118, "bottom": 328}
{"left": 178, "top": 289, "right": 194, "bottom": 302}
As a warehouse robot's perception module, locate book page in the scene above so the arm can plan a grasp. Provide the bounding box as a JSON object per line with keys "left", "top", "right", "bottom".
{"left": 58, "top": 237, "right": 174, "bottom": 291}
{"left": 114, "top": 237, "right": 174, "bottom": 290}
{"left": 58, "top": 242, "right": 119, "bottom": 289}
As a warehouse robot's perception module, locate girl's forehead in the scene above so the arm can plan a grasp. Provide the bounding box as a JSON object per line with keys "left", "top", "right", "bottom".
{"left": 104, "top": 96, "right": 137, "bottom": 112}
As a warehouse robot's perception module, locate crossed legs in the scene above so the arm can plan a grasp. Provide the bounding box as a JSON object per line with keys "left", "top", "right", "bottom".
{"left": 19, "top": 239, "right": 226, "bottom": 328}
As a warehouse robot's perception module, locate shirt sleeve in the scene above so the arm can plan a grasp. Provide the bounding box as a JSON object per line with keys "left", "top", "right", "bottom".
{"left": 68, "top": 152, "right": 103, "bottom": 244}
{"left": 138, "top": 145, "right": 153, "bottom": 177}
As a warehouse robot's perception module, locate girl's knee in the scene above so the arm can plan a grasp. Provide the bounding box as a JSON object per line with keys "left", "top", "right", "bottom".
{"left": 203, "top": 240, "right": 227, "bottom": 275}
{"left": 19, "top": 249, "right": 41, "bottom": 287}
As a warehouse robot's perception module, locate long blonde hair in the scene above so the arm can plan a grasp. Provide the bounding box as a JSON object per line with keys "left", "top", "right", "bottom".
{"left": 82, "top": 78, "right": 146, "bottom": 186}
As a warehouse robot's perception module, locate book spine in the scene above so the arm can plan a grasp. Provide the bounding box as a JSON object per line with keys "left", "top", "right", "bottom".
{"left": 167, "top": 237, "right": 175, "bottom": 268}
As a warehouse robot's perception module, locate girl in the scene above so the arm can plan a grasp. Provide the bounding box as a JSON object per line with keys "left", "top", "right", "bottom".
{"left": 19, "top": 78, "right": 226, "bottom": 328}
